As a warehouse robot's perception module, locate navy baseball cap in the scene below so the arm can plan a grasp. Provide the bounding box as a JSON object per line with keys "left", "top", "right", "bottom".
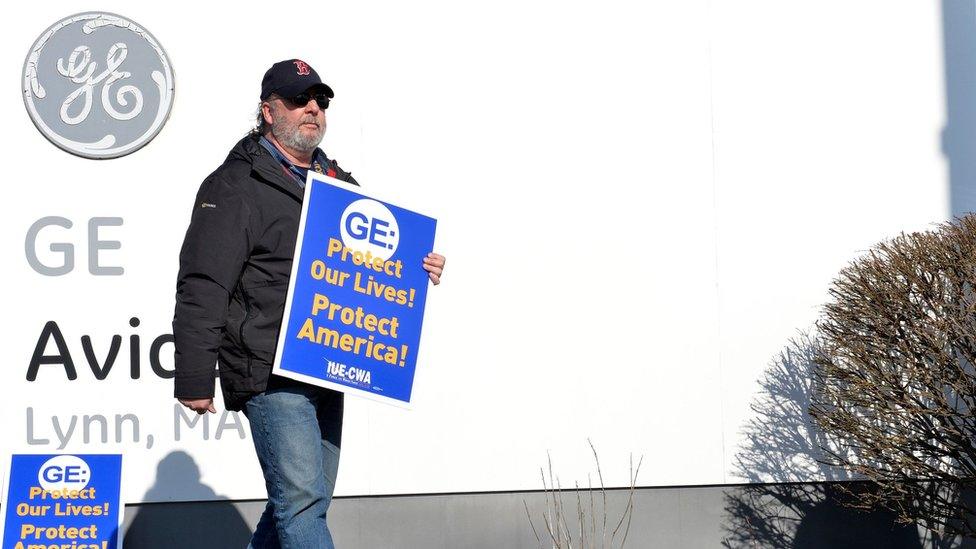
{"left": 260, "top": 59, "right": 334, "bottom": 100}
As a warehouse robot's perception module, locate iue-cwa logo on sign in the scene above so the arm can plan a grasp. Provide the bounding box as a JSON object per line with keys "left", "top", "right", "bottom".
{"left": 22, "top": 12, "right": 175, "bottom": 159}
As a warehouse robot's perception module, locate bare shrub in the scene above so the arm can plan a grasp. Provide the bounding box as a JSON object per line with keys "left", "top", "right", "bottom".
{"left": 524, "top": 440, "right": 642, "bottom": 549}
{"left": 810, "top": 215, "right": 976, "bottom": 538}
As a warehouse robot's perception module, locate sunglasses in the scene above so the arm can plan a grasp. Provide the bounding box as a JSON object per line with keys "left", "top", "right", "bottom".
{"left": 283, "top": 92, "right": 330, "bottom": 110}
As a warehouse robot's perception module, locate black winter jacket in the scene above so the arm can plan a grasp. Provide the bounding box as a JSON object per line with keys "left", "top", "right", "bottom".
{"left": 173, "top": 135, "right": 357, "bottom": 411}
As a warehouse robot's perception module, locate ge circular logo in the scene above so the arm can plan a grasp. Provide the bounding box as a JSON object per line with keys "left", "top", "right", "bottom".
{"left": 23, "top": 12, "right": 175, "bottom": 159}
{"left": 38, "top": 455, "right": 91, "bottom": 492}
{"left": 340, "top": 199, "right": 400, "bottom": 261}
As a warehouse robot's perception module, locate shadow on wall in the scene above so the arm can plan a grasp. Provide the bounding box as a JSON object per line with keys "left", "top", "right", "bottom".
{"left": 720, "top": 334, "right": 926, "bottom": 549}
{"left": 123, "top": 451, "right": 252, "bottom": 549}
{"left": 944, "top": 0, "right": 976, "bottom": 218}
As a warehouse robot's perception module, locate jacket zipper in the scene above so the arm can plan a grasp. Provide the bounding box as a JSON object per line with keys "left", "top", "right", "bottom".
{"left": 239, "top": 288, "right": 253, "bottom": 378}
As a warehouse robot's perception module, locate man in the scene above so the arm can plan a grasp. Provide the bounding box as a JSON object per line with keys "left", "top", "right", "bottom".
{"left": 173, "top": 59, "right": 445, "bottom": 548}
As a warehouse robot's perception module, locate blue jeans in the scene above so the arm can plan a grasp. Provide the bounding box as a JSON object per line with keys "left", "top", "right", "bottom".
{"left": 243, "top": 379, "right": 344, "bottom": 549}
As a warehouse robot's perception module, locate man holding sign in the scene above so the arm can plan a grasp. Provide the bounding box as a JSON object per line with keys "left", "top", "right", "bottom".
{"left": 172, "top": 59, "right": 445, "bottom": 548}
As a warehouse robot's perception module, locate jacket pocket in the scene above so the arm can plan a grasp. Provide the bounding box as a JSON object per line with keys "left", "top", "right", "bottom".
{"left": 238, "top": 280, "right": 289, "bottom": 367}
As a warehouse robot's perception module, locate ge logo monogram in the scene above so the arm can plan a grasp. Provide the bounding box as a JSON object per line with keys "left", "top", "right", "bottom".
{"left": 23, "top": 12, "right": 175, "bottom": 159}
{"left": 58, "top": 43, "right": 144, "bottom": 125}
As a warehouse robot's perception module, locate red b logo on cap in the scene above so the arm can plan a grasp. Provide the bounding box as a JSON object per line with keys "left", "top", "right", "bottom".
{"left": 293, "top": 60, "right": 311, "bottom": 75}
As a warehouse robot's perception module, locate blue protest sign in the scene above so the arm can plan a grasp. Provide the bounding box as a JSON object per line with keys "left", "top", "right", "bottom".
{"left": 2, "top": 454, "right": 122, "bottom": 549}
{"left": 273, "top": 173, "right": 437, "bottom": 407}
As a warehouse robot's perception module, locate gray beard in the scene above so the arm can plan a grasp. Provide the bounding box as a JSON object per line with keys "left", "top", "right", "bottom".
{"left": 271, "top": 114, "right": 324, "bottom": 154}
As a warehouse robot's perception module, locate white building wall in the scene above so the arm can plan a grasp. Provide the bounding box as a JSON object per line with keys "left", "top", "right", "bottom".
{"left": 0, "top": 0, "right": 950, "bottom": 503}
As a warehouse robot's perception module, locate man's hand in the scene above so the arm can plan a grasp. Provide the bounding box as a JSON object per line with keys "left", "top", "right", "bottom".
{"left": 179, "top": 398, "right": 216, "bottom": 415}
{"left": 423, "top": 253, "right": 446, "bottom": 285}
